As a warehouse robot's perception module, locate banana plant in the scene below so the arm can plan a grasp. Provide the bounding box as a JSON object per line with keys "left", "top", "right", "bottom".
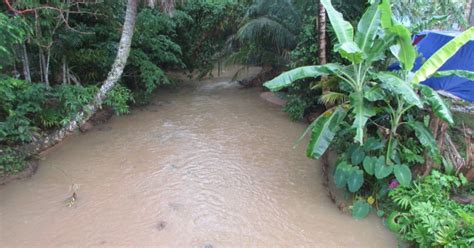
{"left": 264, "top": 0, "right": 474, "bottom": 193}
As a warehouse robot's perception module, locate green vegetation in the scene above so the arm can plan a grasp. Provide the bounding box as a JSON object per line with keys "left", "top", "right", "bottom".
{"left": 389, "top": 171, "right": 473, "bottom": 246}
{"left": 0, "top": 0, "right": 244, "bottom": 176}
{"left": 265, "top": 0, "right": 473, "bottom": 246}
{"left": 1, "top": 0, "right": 473, "bottom": 246}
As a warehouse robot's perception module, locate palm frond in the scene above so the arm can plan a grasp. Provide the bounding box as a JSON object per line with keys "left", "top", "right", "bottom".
{"left": 319, "top": 91, "right": 348, "bottom": 106}
{"left": 238, "top": 16, "right": 297, "bottom": 50}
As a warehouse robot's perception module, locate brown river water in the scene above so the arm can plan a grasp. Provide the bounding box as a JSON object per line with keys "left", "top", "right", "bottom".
{"left": 0, "top": 67, "right": 396, "bottom": 247}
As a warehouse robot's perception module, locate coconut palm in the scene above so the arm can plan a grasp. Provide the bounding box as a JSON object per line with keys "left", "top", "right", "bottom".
{"left": 230, "top": 0, "right": 302, "bottom": 86}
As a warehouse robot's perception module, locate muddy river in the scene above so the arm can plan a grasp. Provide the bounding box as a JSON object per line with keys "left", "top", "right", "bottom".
{"left": 0, "top": 68, "right": 396, "bottom": 247}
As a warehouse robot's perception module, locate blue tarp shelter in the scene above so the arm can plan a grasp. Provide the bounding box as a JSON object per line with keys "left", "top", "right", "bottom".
{"left": 413, "top": 31, "right": 474, "bottom": 102}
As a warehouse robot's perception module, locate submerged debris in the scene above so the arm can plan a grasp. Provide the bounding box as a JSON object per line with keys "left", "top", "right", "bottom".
{"left": 65, "top": 192, "right": 77, "bottom": 208}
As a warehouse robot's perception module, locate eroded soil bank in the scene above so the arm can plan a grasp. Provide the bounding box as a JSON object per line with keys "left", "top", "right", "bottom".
{"left": 0, "top": 68, "right": 396, "bottom": 247}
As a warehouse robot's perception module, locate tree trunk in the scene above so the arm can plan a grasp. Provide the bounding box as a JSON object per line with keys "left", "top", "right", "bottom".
{"left": 469, "top": 0, "right": 474, "bottom": 26}
{"left": 16, "top": 0, "right": 139, "bottom": 158}
{"left": 318, "top": 1, "right": 327, "bottom": 66}
{"left": 62, "top": 56, "right": 67, "bottom": 84}
{"left": 38, "top": 47, "right": 45, "bottom": 83}
{"left": 45, "top": 49, "right": 50, "bottom": 85}
{"left": 160, "top": 0, "right": 175, "bottom": 15}
{"left": 148, "top": 0, "right": 156, "bottom": 8}
{"left": 20, "top": 43, "right": 31, "bottom": 82}
{"left": 318, "top": 0, "right": 331, "bottom": 108}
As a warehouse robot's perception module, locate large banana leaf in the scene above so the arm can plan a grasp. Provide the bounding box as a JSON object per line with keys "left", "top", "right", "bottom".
{"left": 336, "top": 41, "right": 364, "bottom": 64}
{"left": 306, "top": 106, "right": 347, "bottom": 159}
{"left": 379, "top": 0, "right": 393, "bottom": 29}
{"left": 433, "top": 70, "right": 474, "bottom": 81}
{"left": 350, "top": 92, "right": 376, "bottom": 144}
{"left": 366, "top": 33, "right": 395, "bottom": 63}
{"left": 390, "top": 25, "right": 416, "bottom": 71}
{"left": 321, "top": 0, "right": 354, "bottom": 45}
{"left": 376, "top": 72, "right": 423, "bottom": 108}
{"left": 355, "top": 3, "right": 381, "bottom": 55}
{"left": 263, "top": 64, "right": 341, "bottom": 91}
{"left": 408, "top": 121, "right": 442, "bottom": 164}
{"left": 413, "top": 27, "right": 474, "bottom": 84}
{"left": 419, "top": 85, "right": 454, "bottom": 125}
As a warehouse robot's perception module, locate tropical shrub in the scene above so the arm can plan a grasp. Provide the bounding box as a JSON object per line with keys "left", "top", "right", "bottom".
{"left": 0, "top": 78, "right": 131, "bottom": 145}
{"left": 0, "top": 147, "right": 26, "bottom": 176}
{"left": 388, "top": 171, "right": 474, "bottom": 247}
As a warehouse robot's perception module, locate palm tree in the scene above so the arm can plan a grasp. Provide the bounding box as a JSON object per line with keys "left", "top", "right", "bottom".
{"left": 19, "top": 0, "right": 139, "bottom": 157}
{"left": 231, "top": 0, "right": 301, "bottom": 86}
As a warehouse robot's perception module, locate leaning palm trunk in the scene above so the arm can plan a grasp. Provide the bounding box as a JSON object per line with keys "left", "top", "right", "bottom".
{"left": 18, "top": 0, "right": 138, "bottom": 158}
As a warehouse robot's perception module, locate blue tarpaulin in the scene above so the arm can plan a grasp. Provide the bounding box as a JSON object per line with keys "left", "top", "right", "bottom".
{"left": 413, "top": 31, "right": 474, "bottom": 102}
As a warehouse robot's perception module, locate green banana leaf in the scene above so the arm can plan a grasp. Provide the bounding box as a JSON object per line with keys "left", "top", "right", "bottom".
{"left": 263, "top": 64, "right": 341, "bottom": 91}
{"left": 413, "top": 27, "right": 474, "bottom": 84}
{"left": 350, "top": 92, "right": 376, "bottom": 144}
{"left": 321, "top": 0, "right": 354, "bottom": 45}
{"left": 306, "top": 106, "right": 347, "bottom": 159}
{"left": 408, "top": 121, "right": 442, "bottom": 163}
{"left": 336, "top": 41, "right": 364, "bottom": 64}
{"left": 364, "top": 85, "right": 386, "bottom": 102}
{"left": 355, "top": 2, "right": 381, "bottom": 55}
{"left": 379, "top": 0, "right": 393, "bottom": 29}
{"left": 390, "top": 24, "right": 416, "bottom": 71}
{"left": 376, "top": 72, "right": 423, "bottom": 108}
{"left": 419, "top": 85, "right": 454, "bottom": 125}
{"left": 433, "top": 70, "right": 474, "bottom": 81}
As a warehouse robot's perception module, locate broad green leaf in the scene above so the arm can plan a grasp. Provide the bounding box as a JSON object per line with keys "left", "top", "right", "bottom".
{"left": 363, "top": 137, "right": 385, "bottom": 151}
{"left": 321, "top": 0, "right": 354, "bottom": 44}
{"left": 352, "top": 200, "right": 370, "bottom": 219}
{"left": 408, "top": 121, "right": 442, "bottom": 163}
{"left": 306, "top": 106, "right": 348, "bottom": 159}
{"left": 336, "top": 41, "right": 363, "bottom": 64}
{"left": 350, "top": 92, "right": 376, "bottom": 144}
{"left": 347, "top": 168, "right": 364, "bottom": 192}
{"left": 364, "top": 85, "right": 386, "bottom": 102}
{"left": 334, "top": 161, "right": 350, "bottom": 188}
{"left": 363, "top": 156, "right": 376, "bottom": 175}
{"left": 351, "top": 147, "right": 365, "bottom": 165}
{"left": 376, "top": 72, "right": 423, "bottom": 108}
{"left": 433, "top": 70, "right": 474, "bottom": 81}
{"left": 264, "top": 64, "right": 341, "bottom": 91}
{"left": 355, "top": 3, "right": 381, "bottom": 55}
{"left": 413, "top": 27, "right": 474, "bottom": 84}
{"left": 390, "top": 25, "right": 416, "bottom": 71}
{"left": 379, "top": 0, "right": 393, "bottom": 29}
{"left": 418, "top": 85, "right": 453, "bottom": 125}
{"left": 375, "top": 157, "right": 393, "bottom": 179}
{"left": 393, "top": 164, "right": 412, "bottom": 186}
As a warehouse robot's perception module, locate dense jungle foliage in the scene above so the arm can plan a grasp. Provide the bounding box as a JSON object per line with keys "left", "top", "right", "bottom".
{"left": 0, "top": 0, "right": 243, "bottom": 174}
{"left": 1, "top": 0, "right": 474, "bottom": 247}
